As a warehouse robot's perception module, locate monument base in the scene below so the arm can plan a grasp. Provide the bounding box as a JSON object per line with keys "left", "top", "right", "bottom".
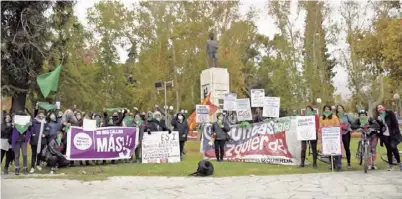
{"left": 200, "top": 68, "right": 230, "bottom": 116}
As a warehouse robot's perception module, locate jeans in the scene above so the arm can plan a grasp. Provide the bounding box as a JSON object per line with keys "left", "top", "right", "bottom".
{"left": 1, "top": 149, "right": 14, "bottom": 168}
{"left": 383, "top": 136, "right": 401, "bottom": 165}
{"left": 47, "top": 155, "right": 70, "bottom": 168}
{"left": 14, "top": 142, "right": 28, "bottom": 169}
{"left": 214, "top": 140, "right": 225, "bottom": 161}
{"left": 31, "top": 145, "right": 42, "bottom": 168}
{"left": 342, "top": 132, "right": 351, "bottom": 164}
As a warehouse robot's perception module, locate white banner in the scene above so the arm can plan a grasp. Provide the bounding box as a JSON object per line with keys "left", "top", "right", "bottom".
{"left": 263, "top": 97, "right": 280, "bottom": 118}
{"left": 251, "top": 89, "right": 265, "bottom": 107}
{"left": 142, "top": 131, "right": 181, "bottom": 163}
{"left": 296, "top": 116, "right": 316, "bottom": 141}
{"left": 224, "top": 93, "right": 237, "bottom": 111}
{"left": 321, "top": 127, "right": 342, "bottom": 156}
{"left": 83, "top": 118, "right": 97, "bottom": 131}
{"left": 196, "top": 105, "right": 210, "bottom": 123}
{"left": 236, "top": 98, "right": 252, "bottom": 121}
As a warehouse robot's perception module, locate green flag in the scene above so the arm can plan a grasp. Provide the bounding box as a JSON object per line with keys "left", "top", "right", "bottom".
{"left": 36, "top": 65, "right": 62, "bottom": 98}
{"left": 38, "top": 102, "right": 57, "bottom": 111}
{"left": 104, "top": 107, "right": 127, "bottom": 112}
{"left": 13, "top": 115, "right": 31, "bottom": 134}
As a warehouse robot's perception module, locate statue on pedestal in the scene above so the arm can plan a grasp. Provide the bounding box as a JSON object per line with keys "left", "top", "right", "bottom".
{"left": 206, "top": 32, "right": 218, "bottom": 68}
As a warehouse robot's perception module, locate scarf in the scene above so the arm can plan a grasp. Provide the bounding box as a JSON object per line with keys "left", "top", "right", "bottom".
{"left": 123, "top": 116, "right": 134, "bottom": 127}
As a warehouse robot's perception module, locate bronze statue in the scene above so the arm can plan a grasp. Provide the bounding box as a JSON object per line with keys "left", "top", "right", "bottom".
{"left": 206, "top": 32, "right": 218, "bottom": 68}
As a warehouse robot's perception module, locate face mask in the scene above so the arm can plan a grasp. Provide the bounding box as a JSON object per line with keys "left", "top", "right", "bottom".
{"left": 56, "top": 135, "right": 62, "bottom": 144}
{"left": 323, "top": 111, "right": 332, "bottom": 117}
{"left": 50, "top": 115, "right": 56, "bottom": 121}
{"left": 178, "top": 115, "right": 184, "bottom": 120}
{"left": 337, "top": 111, "right": 344, "bottom": 117}
{"left": 96, "top": 119, "right": 101, "bottom": 126}
{"left": 108, "top": 118, "right": 114, "bottom": 125}
{"left": 306, "top": 110, "right": 314, "bottom": 116}
{"left": 5, "top": 118, "right": 11, "bottom": 123}
{"left": 360, "top": 117, "right": 368, "bottom": 125}
{"left": 76, "top": 115, "right": 82, "bottom": 120}
{"left": 380, "top": 111, "right": 386, "bottom": 118}
{"left": 218, "top": 116, "right": 223, "bottom": 121}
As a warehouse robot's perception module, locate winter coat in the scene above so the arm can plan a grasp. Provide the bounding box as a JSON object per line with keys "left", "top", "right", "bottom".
{"left": 1, "top": 122, "right": 12, "bottom": 141}
{"left": 146, "top": 119, "right": 169, "bottom": 132}
{"left": 30, "top": 118, "right": 48, "bottom": 146}
{"left": 103, "top": 111, "right": 125, "bottom": 127}
{"left": 11, "top": 128, "right": 31, "bottom": 151}
{"left": 211, "top": 121, "right": 230, "bottom": 141}
{"left": 376, "top": 110, "right": 402, "bottom": 147}
{"left": 351, "top": 117, "right": 381, "bottom": 136}
{"left": 45, "top": 139, "right": 65, "bottom": 160}
{"left": 171, "top": 113, "right": 189, "bottom": 141}
{"left": 46, "top": 120, "right": 61, "bottom": 140}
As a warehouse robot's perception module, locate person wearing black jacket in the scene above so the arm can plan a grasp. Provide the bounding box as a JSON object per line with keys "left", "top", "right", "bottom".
{"left": 145, "top": 111, "right": 170, "bottom": 133}
{"left": 350, "top": 110, "right": 381, "bottom": 170}
{"left": 133, "top": 113, "right": 145, "bottom": 163}
{"left": 1, "top": 113, "right": 14, "bottom": 174}
{"left": 375, "top": 105, "right": 402, "bottom": 171}
{"left": 45, "top": 131, "right": 70, "bottom": 174}
{"left": 171, "top": 113, "right": 189, "bottom": 159}
{"left": 30, "top": 108, "right": 48, "bottom": 174}
{"left": 102, "top": 109, "right": 126, "bottom": 164}
{"left": 211, "top": 113, "right": 231, "bottom": 162}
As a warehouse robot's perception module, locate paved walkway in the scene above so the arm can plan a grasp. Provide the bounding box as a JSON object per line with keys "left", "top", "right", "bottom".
{"left": 1, "top": 171, "right": 402, "bottom": 199}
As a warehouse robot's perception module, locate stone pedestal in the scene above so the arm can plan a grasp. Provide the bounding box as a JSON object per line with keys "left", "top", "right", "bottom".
{"left": 200, "top": 68, "right": 230, "bottom": 108}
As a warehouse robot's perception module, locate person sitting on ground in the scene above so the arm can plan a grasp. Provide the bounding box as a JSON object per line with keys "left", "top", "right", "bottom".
{"left": 375, "top": 105, "right": 402, "bottom": 171}
{"left": 45, "top": 131, "right": 70, "bottom": 174}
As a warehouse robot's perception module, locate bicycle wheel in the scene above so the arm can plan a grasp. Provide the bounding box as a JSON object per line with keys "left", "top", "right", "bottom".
{"left": 363, "top": 143, "right": 369, "bottom": 174}
{"left": 356, "top": 141, "right": 363, "bottom": 165}
{"left": 381, "top": 151, "right": 402, "bottom": 166}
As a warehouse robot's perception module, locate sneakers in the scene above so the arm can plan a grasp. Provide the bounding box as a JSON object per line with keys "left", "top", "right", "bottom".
{"left": 29, "top": 168, "right": 35, "bottom": 174}
{"left": 37, "top": 165, "right": 42, "bottom": 171}
{"left": 388, "top": 164, "right": 393, "bottom": 171}
{"left": 15, "top": 168, "right": 20, "bottom": 176}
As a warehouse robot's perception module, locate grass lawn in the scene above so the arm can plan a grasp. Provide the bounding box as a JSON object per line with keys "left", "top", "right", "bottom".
{"left": 2, "top": 138, "right": 389, "bottom": 181}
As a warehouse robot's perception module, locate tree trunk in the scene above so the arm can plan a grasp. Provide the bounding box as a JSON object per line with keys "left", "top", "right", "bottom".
{"left": 11, "top": 92, "right": 27, "bottom": 114}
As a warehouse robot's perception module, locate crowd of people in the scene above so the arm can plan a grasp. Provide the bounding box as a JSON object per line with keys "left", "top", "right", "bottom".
{"left": 0, "top": 104, "right": 190, "bottom": 175}
{"left": 1, "top": 102, "right": 401, "bottom": 176}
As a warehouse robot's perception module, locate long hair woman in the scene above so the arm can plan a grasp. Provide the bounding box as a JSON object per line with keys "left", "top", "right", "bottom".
{"left": 320, "top": 105, "right": 341, "bottom": 171}
{"left": 376, "top": 105, "right": 402, "bottom": 171}
{"left": 299, "top": 105, "right": 320, "bottom": 169}
{"left": 335, "top": 105, "right": 353, "bottom": 168}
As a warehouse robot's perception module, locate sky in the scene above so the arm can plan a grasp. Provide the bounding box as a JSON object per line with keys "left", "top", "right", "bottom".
{"left": 73, "top": 0, "right": 353, "bottom": 98}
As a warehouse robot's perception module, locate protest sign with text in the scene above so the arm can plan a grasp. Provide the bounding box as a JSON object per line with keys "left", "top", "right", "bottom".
{"left": 262, "top": 97, "right": 280, "bottom": 118}
{"left": 196, "top": 105, "right": 209, "bottom": 123}
{"left": 201, "top": 118, "right": 302, "bottom": 165}
{"left": 66, "top": 127, "right": 138, "bottom": 160}
{"left": 142, "top": 131, "right": 181, "bottom": 164}
{"left": 296, "top": 116, "right": 316, "bottom": 141}
{"left": 236, "top": 98, "right": 252, "bottom": 121}
{"left": 320, "top": 126, "right": 342, "bottom": 155}
{"left": 250, "top": 89, "right": 265, "bottom": 107}
{"left": 224, "top": 93, "right": 237, "bottom": 111}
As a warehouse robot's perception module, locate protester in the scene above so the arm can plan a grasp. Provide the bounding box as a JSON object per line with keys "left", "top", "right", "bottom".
{"left": 320, "top": 105, "right": 341, "bottom": 171}
{"left": 146, "top": 111, "right": 169, "bottom": 133}
{"left": 134, "top": 113, "right": 145, "bottom": 163}
{"left": 171, "top": 113, "right": 189, "bottom": 159}
{"left": 211, "top": 113, "right": 230, "bottom": 162}
{"left": 30, "top": 109, "right": 48, "bottom": 173}
{"left": 103, "top": 109, "right": 126, "bottom": 164}
{"left": 351, "top": 110, "right": 381, "bottom": 170}
{"left": 292, "top": 109, "right": 300, "bottom": 116}
{"left": 299, "top": 105, "right": 320, "bottom": 169}
{"left": 45, "top": 131, "right": 70, "bottom": 174}
{"left": 46, "top": 111, "right": 61, "bottom": 140}
{"left": 336, "top": 105, "right": 353, "bottom": 168}
{"left": 1, "top": 113, "right": 14, "bottom": 174}
{"left": 375, "top": 105, "right": 402, "bottom": 171}
{"left": 253, "top": 108, "right": 263, "bottom": 123}
{"left": 11, "top": 111, "right": 31, "bottom": 175}
{"left": 61, "top": 109, "right": 79, "bottom": 166}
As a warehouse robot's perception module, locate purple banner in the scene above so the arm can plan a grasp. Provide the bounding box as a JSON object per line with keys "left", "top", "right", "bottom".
{"left": 66, "top": 127, "right": 138, "bottom": 160}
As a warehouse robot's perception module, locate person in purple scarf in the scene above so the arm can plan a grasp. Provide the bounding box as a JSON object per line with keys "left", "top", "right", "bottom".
{"left": 11, "top": 111, "right": 32, "bottom": 175}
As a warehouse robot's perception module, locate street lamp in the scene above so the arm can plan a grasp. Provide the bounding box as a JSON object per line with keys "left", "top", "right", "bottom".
{"left": 316, "top": 98, "right": 322, "bottom": 115}
{"left": 394, "top": 93, "right": 401, "bottom": 116}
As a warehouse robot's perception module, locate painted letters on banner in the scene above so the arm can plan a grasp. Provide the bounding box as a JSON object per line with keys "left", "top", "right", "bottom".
{"left": 250, "top": 89, "right": 265, "bottom": 107}
{"left": 196, "top": 105, "right": 210, "bottom": 123}
{"left": 262, "top": 97, "right": 280, "bottom": 118}
{"left": 224, "top": 93, "right": 237, "bottom": 111}
{"left": 296, "top": 116, "right": 316, "bottom": 141}
{"left": 142, "top": 131, "right": 181, "bottom": 164}
{"left": 66, "top": 127, "right": 138, "bottom": 160}
{"left": 320, "top": 126, "right": 342, "bottom": 155}
{"left": 201, "top": 117, "right": 302, "bottom": 165}
{"left": 236, "top": 98, "right": 252, "bottom": 121}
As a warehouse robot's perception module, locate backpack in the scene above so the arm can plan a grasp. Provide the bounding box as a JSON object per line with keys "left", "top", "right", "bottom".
{"left": 189, "top": 160, "right": 214, "bottom": 177}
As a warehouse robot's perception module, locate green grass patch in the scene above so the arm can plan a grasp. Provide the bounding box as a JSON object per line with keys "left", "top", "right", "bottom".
{"left": 2, "top": 138, "right": 388, "bottom": 181}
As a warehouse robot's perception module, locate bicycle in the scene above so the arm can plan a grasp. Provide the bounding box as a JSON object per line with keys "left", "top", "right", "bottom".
{"left": 355, "top": 126, "right": 378, "bottom": 173}
{"left": 381, "top": 150, "right": 402, "bottom": 165}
